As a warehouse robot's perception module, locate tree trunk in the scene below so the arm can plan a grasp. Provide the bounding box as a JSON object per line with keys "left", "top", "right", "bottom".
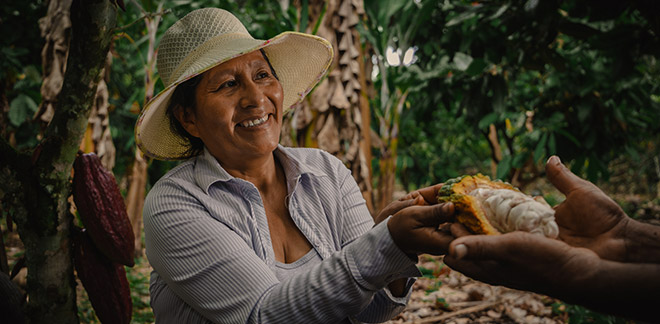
{"left": 0, "top": 0, "right": 117, "bottom": 322}
{"left": 287, "top": 0, "right": 375, "bottom": 213}
{"left": 374, "top": 90, "right": 407, "bottom": 212}
{"left": 126, "top": 150, "right": 148, "bottom": 256}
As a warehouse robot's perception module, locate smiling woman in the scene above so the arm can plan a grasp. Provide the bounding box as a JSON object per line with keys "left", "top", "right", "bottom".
{"left": 135, "top": 7, "right": 456, "bottom": 324}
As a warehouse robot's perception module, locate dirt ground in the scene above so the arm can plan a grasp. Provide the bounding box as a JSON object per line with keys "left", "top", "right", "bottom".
{"left": 386, "top": 255, "right": 569, "bottom": 324}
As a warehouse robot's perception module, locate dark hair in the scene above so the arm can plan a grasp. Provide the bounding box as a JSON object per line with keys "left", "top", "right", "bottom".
{"left": 164, "top": 49, "right": 279, "bottom": 159}
{"left": 165, "top": 74, "right": 205, "bottom": 159}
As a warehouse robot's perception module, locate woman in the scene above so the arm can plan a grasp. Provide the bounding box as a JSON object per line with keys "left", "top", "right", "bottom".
{"left": 136, "top": 8, "right": 454, "bottom": 323}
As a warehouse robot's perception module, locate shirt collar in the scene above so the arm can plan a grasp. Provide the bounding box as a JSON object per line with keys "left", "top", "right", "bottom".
{"left": 194, "top": 145, "right": 327, "bottom": 194}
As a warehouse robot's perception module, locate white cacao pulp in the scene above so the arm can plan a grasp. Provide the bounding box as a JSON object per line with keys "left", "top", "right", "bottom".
{"left": 469, "top": 188, "right": 559, "bottom": 238}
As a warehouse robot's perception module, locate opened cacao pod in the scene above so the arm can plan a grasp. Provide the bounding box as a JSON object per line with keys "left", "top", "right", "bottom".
{"left": 72, "top": 228, "right": 132, "bottom": 324}
{"left": 73, "top": 152, "right": 135, "bottom": 266}
{"left": 438, "top": 174, "right": 558, "bottom": 238}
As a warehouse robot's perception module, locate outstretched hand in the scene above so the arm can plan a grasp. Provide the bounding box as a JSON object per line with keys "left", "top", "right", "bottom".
{"left": 545, "top": 156, "right": 629, "bottom": 261}
{"left": 374, "top": 183, "right": 444, "bottom": 225}
{"left": 388, "top": 202, "right": 455, "bottom": 256}
{"left": 444, "top": 227, "right": 601, "bottom": 299}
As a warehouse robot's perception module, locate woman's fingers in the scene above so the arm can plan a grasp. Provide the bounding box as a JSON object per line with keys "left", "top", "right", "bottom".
{"left": 399, "top": 183, "right": 444, "bottom": 205}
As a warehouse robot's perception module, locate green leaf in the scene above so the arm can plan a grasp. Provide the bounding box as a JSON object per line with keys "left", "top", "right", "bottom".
{"left": 512, "top": 152, "right": 528, "bottom": 168}
{"left": 9, "top": 94, "right": 38, "bottom": 127}
{"left": 577, "top": 104, "right": 592, "bottom": 123}
{"left": 465, "top": 58, "right": 487, "bottom": 76}
{"left": 311, "top": 2, "right": 326, "bottom": 35}
{"left": 548, "top": 132, "right": 557, "bottom": 155}
{"left": 453, "top": 52, "right": 473, "bottom": 71}
{"left": 534, "top": 132, "right": 548, "bottom": 163}
{"left": 496, "top": 155, "right": 512, "bottom": 180}
{"left": 478, "top": 112, "right": 498, "bottom": 129}
{"left": 555, "top": 129, "right": 580, "bottom": 147}
{"left": 488, "top": 4, "right": 509, "bottom": 20}
{"left": 299, "top": 0, "right": 309, "bottom": 32}
{"left": 446, "top": 10, "right": 476, "bottom": 27}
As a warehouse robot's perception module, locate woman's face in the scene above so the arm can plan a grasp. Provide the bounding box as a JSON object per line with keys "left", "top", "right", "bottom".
{"left": 177, "top": 50, "right": 284, "bottom": 164}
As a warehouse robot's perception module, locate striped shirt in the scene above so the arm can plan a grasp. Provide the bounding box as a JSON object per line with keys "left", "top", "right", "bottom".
{"left": 144, "top": 145, "right": 421, "bottom": 323}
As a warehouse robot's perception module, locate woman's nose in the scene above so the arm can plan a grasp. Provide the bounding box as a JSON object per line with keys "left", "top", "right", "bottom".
{"left": 238, "top": 80, "right": 266, "bottom": 109}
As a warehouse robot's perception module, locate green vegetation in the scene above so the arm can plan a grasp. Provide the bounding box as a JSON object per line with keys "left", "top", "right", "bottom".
{"left": 2, "top": 0, "right": 658, "bottom": 323}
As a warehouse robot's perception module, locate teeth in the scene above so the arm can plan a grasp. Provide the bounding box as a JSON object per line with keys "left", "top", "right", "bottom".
{"left": 241, "top": 115, "right": 269, "bottom": 128}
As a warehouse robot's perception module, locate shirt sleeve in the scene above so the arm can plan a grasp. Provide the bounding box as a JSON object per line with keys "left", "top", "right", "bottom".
{"left": 144, "top": 178, "right": 419, "bottom": 324}
{"left": 336, "top": 163, "right": 421, "bottom": 322}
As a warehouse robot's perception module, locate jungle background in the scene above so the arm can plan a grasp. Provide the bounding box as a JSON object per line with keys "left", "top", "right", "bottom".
{"left": 1, "top": 0, "right": 659, "bottom": 323}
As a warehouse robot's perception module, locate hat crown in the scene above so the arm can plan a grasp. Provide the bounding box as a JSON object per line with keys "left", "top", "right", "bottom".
{"left": 157, "top": 8, "right": 251, "bottom": 86}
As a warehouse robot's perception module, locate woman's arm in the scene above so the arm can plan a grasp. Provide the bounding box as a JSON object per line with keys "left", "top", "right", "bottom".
{"left": 145, "top": 178, "right": 448, "bottom": 323}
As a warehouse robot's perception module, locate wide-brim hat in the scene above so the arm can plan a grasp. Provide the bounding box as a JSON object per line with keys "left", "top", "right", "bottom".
{"left": 135, "top": 8, "right": 334, "bottom": 160}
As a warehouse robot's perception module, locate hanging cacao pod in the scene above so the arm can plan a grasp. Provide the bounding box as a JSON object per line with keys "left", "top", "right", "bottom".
{"left": 73, "top": 152, "right": 135, "bottom": 266}
{"left": 438, "top": 174, "right": 559, "bottom": 238}
{"left": 72, "top": 227, "right": 132, "bottom": 324}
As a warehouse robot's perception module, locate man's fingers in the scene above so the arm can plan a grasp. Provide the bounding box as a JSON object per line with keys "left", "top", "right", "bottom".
{"left": 448, "top": 234, "right": 511, "bottom": 260}
{"left": 421, "top": 230, "right": 454, "bottom": 255}
{"left": 545, "top": 155, "right": 588, "bottom": 195}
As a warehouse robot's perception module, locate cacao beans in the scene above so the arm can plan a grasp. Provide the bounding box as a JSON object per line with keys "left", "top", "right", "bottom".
{"left": 72, "top": 227, "right": 132, "bottom": 324}
{"left": 438, "top": 174, "right": 559, "bottom": 238}
{"left": 73, "top": 152, "right": 135, "bottom": 266}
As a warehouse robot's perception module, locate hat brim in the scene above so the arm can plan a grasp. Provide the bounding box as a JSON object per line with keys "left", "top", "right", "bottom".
{"left": 135, "top": 31, "right": 333, "bottom": 161}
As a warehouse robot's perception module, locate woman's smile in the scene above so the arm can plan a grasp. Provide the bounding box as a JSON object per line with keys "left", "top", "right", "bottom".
{"left": 238, "top": 114, "right": 272, "bottom": 128}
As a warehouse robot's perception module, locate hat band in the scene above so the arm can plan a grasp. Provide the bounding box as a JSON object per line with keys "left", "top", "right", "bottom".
{"left": 167, "top": 32, "right": 256, "bottom": 86}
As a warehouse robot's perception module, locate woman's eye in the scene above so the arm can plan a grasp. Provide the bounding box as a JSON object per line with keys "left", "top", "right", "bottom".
{"left": 218, "top": 80, "right": 237, "bottom": 90}
{"left": 256, "top": 71, "right": 269, "bottom": 79}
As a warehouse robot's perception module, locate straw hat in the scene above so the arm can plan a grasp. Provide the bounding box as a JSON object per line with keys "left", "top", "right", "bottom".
{"left": 135, "top": 8, "right": 334, "bottom": 160}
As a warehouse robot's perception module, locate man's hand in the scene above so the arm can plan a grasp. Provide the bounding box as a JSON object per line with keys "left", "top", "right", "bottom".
{"left": 546, "top": 156, "right": 629, "bottom": 261}
{"left": 444, "top": 228, "right": 601, "bottom": 299}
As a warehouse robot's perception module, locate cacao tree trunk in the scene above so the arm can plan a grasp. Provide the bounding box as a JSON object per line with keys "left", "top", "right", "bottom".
{"left": 0, "top": 0, "right": 117, "bottom": 322}
{"left": 79, "top": 52, "right": 116, "bottom": 170}
{"left": 286, "top": 0, "right": 375, "bottom": 213}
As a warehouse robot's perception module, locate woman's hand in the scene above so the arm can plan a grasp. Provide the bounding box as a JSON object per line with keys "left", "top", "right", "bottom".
{"left": 545, "top": 156, "right": 630, "bottom": 261}
{"left": 374, "top": 183, "right": 445, "bottom": 225}
{"left": 398, "top": 183, "right": 444, "bottom": 205}
{"left": 387, "top": 202, "right": 455, "bottom": 256}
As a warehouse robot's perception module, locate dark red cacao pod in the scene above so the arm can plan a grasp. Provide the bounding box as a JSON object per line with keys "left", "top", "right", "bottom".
{"left": 72, "top": 228, "right": 132, "bottom": 324}
{"left": 73, "top": 152, "right": 135, "bottom": 266}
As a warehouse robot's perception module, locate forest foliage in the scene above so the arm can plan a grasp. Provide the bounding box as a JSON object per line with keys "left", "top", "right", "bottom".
{"left": 1, "top": 0, "right": 659, "bottom": 323}
{"left": 4, "top": 0, "right": 659, "bottom": 194}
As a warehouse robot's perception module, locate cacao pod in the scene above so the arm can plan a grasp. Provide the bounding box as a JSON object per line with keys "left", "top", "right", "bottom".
{"left": 73, "top": 152, "right": 135, "bottom": 266}
{"left": 438, "top": 174, "right": 558, "bottom": 238}
{"left": 72, "top": 228, "right": 132, "bottom": 324}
